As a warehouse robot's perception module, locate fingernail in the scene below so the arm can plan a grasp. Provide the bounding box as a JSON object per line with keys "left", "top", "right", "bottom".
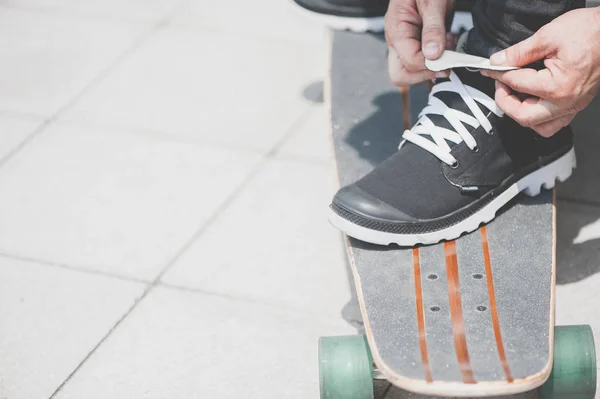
{"left": 490, "top": 51, "right": 506, "bottom": 65}
{"left": 423, "top": 42, "right": 440, "bottom": 57}
{"left": 480, "top": 70, "right": 488, "bottom": 77}
{"left": 435, "top": 71, "right": 448, "bottom": 78}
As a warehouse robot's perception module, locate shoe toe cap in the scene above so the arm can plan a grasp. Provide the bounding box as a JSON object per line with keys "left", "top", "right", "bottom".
{"left": 332, "top": 184, "right": 415, "bottom": 223}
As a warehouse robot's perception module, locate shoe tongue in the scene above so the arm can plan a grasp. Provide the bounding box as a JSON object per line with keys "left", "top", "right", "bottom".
{"left": 409, "top": 68, "right": 495, "bottom": 150}
{"left": 433, "top": 67, "right": 494, "bottom": 112}
{"left": 451, "top": 31, "right": 496, "bottom": 98}
{"left": 455, "top": 67, "right": 495, "bottom": 98}
{"left": 403, "top": 33, "right": 498, "bottom": 155}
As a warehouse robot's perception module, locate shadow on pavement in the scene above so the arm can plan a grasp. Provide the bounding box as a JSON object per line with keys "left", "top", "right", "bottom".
{"left": 556, "top": 96, "right": 600, "bottom": 284}
{"left": 302, "top": 80, "right": 324, "bottom": 104}
{"left": 344, "top": 89, "right": 428, "bottom": 167}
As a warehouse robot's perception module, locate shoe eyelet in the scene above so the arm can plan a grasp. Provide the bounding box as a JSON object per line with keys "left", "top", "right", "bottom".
{"left": 488, "top": 129, "right": 494, "bottom": 135}
{"left": 472, "top": 146, "right": 480, "bottom": 153}
{"left": 450, "top": 160, "right": 459, "bottom": 169}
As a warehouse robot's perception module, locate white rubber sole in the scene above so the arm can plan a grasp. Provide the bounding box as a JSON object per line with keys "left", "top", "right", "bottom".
{"left": 290, "top": 2, "right": 385, "bottom": 33}
{"left": 291, "top": 4, "right": 471, "bottom": 34}
{"left": 329, "top": 148, "right": 576, "bottom": 246}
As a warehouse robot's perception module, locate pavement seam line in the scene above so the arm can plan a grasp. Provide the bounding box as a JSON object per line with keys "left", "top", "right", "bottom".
{"left": 158, "top": 281, "right": 351, "bottom": 325}
{"left": 0, "top": 4, "right": 178, "bottom": 172}
{"left": 48, "top": 90, "right": 317, "bottom": 398}
{"left": 0, "top": 252, "right": 149, "bottom": 285}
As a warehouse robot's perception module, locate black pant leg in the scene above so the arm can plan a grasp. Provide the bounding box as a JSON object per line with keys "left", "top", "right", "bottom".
{"left": 467, "top": 0, "right": 585, "bottom": 57}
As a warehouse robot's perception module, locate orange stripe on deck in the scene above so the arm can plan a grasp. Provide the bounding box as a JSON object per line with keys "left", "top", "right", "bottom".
{"left": 444, "top": 241, "right": 476, "bottom": 384}
{"left": 400, "top": 86, "right": 411, "bottom": 131}
{"left": 481, "top": 226, "right": 514, "bottom": 382}
{"left": 412, "top": 248, "right": 433, "bottom": 383}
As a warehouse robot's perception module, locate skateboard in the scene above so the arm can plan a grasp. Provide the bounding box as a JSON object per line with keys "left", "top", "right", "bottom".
{"left": 318, "top": 31, "right": 597, "bottom": 398}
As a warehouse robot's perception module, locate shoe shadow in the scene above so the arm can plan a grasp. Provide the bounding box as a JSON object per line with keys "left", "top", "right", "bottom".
{"left": 344, "top": 87, "right": 429, "bottom": 168}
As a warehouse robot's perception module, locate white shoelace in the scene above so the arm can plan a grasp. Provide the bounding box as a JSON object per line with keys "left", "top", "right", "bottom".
{"left": 401, "top": 71, "right": 503, "bottom": 166}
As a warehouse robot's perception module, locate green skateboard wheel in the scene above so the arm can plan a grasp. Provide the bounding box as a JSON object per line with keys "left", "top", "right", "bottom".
{"left": 538, "top": 325, "right": 597, "bottom": 399}
{"left": 318, "top": 335, "right": 374, "bottom": 399}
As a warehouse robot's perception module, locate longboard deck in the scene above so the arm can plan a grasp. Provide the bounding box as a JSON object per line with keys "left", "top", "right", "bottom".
{"left": 328, "top": 31, "right": 555, "bottom": 397}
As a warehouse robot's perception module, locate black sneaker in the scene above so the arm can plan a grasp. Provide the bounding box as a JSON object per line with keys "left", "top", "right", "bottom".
{"left": 291, "top": 0, "right": 388, "bottom": 32}
{"left": 329, "top": 66, "right": 575, "bottom": 246}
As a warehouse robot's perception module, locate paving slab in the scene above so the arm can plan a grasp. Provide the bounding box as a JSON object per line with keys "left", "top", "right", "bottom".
{"left": 62, "top": 26, "right": 327, "bottom": 152}
{"left": 279, "top": 103, "right": 333, "bottom": 163}
{"left": 170, "top": 0, "right": 327, "bottom": 43}
{"left": 0, "top": 256, "right": 145, "bottom": 399}
{"left": 161, "top": 157, "right": 350, "bottom": 320}
{"left": 0, "top": 122, "right": 260, "bottom": 280}
{"left": 0, "top": 114, "right": 42, "bottom": 162}
{"left": 0, "top": 7, "right": 146, "bottom": 117}
{"left": 0, "top": 0, "right": 183, "bottom": 22}
{"left": 52, "top": 286, "right": 355, "bottom": 399}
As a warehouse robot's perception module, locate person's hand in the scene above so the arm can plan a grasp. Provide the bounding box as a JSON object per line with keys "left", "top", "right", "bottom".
{"left": 385, "top": 0, "right": 454, "bottom": 87}
{"left": 481, "top": 7, "right": 600, "bottom": 137}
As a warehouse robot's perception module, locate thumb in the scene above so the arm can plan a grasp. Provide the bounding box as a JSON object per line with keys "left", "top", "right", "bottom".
{"left": 419, "top": 0, "right": 447, "bottom": 60}
{"left": 490, "top": 32, "right": 550, "bottom": 67}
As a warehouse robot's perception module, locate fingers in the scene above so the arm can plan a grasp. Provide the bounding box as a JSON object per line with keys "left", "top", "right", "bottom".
{"left": 531, "top": 115, "right": 573, "bottom": 137}
{"left": 417, "top": 0, "right": 447, "bottom": 60}
{"left": 490, "top": 30, "right": 551, "bottom": 67}
{"left": 494, "top": 81, "right": 524, "bottom": 117}
{"left": 385, "top": 7, "right": 428, "bottom": 73}
{"left": 494, "top": 81, "right": 561, "bottom": 127}
{"left": 384, "top": 0, "right": 449, "bottom": 86}
{"left": 388, "top": 46, "right": 437, "bottom": 86}
{"left": 395, "top": 34, "right": 428, "bottom": 73}
{"left": 482, "top": 68, "right": 556, "bottom": 99}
